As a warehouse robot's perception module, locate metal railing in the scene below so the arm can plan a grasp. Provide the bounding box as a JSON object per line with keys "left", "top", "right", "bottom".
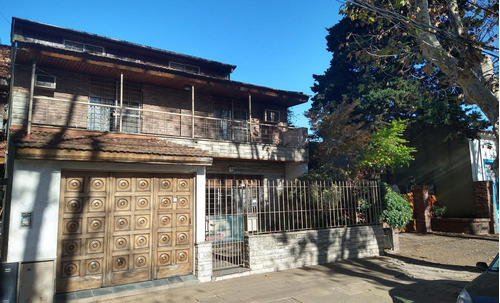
{"left": 205, "top": 180, "right": 381, "bottom": 271}
{"left": 248, "top": 180, "right": 382, "bottom": 234}
{"left": 30, "top": 96, "right": 307, "bottom": 147}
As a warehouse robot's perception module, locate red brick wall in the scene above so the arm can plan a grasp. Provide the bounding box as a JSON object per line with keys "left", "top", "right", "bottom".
{"left": 473, "top": 181, "right": 491, "bottom": 218}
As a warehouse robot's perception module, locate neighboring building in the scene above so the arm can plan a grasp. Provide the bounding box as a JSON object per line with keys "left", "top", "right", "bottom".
{"left": 2, "top": 18, "right": 309, "bottom": 297}
{"left": 395, "top": 126, "right": 498, "bottom": 222}
{"left": 469, "top": 131, "right": 498, "bottom": 230}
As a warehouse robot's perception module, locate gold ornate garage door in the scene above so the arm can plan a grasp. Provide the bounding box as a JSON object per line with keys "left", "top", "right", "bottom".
{"left": 56, "top": 172, "right": 194, "bottom": 293}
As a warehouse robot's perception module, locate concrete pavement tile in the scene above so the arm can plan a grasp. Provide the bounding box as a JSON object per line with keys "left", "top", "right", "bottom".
{"left": 266, "top": 298, "right": 301, "bottom": 303}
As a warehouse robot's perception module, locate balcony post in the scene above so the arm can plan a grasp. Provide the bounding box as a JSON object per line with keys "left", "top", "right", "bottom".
{"left": 26, "top": 60, "right": 36, "bottom": 140}
{"left": 191, "top": 85, "right": 195, "bottom": 138}
{"left": 119, "top": 73, "right": 123, "bottom": 132}
{"left": 231, "top": 99, "right": 234, "bottom": 141}
{"left": 248, "top": 94, "right": 252, "bottom": 143}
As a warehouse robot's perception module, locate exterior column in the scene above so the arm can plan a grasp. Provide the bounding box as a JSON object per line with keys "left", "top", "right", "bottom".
{"left": 194, "top": 166, "right": 212, "bottom": 281}
{"left": 473, "top": 181, "right": 496, "bottom": 233}
{"left": 411, "top": 185, "right": 432, "bottom": 233}
{"left": 195, "top": 166, "right": 206, "bottom": 243}
{"left": 195, "top": 242, "right": 212, "bottom": 282}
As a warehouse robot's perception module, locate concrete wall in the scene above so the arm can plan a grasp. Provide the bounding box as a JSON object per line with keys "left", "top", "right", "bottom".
{"left": 395, "top": 127, "right": 475, "bottom": 217}
{"left": 246, "top": 226, "right": 384, "bottom": 274}
{"left": 165, "top": 137, "right": 308, "bottom": 163}
{"left": 7, "top": 160, "right": 62, "bottom": 262}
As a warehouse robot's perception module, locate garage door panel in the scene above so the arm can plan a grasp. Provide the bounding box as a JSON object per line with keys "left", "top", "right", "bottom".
{"left": 88, "top": 197, "right": 106, "bottom": 212}
{"left": 176, "top": 178, "right": 191, "bottom": 192}
{"left": 158, "top": 232, "right": 172, "bottom": 247}
{"left": 114, "top": 215, "right": 131, "bottom": 231}
{"left": 136, "top": 196, "right": 151, "bottom": 210}
{"left": 64, "top": 198, "right": 83, "bottom": 213}
{"left": 158, "top": 214, "right": 172, "bottom": 227}
{"left": 159, "top": 195, "right": 173, "bottom": 210}
{"left": 134, "top": 215, "right": 151, "bottom": 230}
{"left": 176, "top": 213, "right": 191, "bottom": 227}
{"left": 89, "top": 177, "right": 107, "bottom": 192}
{"left": 87, "top": 217, "right": 106, "bottom": 233}
{"left": 61, "top": 239, "right": 82, "bottom": 256}
{"left": 176, "top": 232, "right": 190, "bottom": 245}
{"left": 65, "top": 177, "right": 85, "bottom": 193}
{"left": 87, "top": 238, "right": 105, "bottom": 254}
{"left": 58, "top": 172, "right": 193, "bottom": 292}
{"left": 115, "top": 197, "right": 132, "bottom": 211}
{"left": 156, "top": 248, "right": 192, "bottom": 279}
{"left": 134, "top": 234, "right": 150, "bottom": 250}
{"left": 57, "top": 173, "right": 109, "bottom": 293}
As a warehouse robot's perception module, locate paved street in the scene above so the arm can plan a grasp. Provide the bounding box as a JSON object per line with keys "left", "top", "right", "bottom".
{"left": 65, "top": 232, "right": 498, "bottom": 303}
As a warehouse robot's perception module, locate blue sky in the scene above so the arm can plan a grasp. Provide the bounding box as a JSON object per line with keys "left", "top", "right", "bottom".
{"left": 0, "top": 0, "right": 343, "bottom": 128}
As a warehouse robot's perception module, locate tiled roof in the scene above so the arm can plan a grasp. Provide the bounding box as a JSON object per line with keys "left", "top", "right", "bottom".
{"left": 14, "top": 130, "right": 211, "bottom": 158}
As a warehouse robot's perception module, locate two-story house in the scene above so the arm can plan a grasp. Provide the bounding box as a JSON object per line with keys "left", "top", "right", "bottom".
{"left": 2, "top": 18, "right": 308, "bottom": 298}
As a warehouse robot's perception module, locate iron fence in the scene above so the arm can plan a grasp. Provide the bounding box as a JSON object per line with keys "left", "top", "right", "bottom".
{"left": 205, "top": 179, "right": 381, "bottom": 271}
{"left": 248, "top": 180, "right": 382, "bottom": 234}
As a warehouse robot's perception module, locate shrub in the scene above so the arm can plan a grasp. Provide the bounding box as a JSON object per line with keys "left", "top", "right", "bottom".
{"left": 380, "top": 184, "right": 413, "bottom": 230}
{"left": 431, "top": 205, "right": 447, "bottom": 218}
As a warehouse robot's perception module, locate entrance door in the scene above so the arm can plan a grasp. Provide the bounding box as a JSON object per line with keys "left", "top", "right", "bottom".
{"left": 56, "top": 172, "right": 194, "bottom": 293}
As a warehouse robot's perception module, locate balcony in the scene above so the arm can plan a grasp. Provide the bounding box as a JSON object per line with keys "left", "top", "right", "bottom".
{"left": 26, "top": 96, "right": 308, "bottom": 152}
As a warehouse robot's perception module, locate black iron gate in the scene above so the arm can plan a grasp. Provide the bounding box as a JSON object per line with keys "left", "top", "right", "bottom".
{"left": 205, "top": 178, "right": 260, "bottom": 271}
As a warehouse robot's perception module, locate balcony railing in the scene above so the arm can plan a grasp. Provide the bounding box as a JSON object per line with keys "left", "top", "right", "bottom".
{"left": 29, "top": 96, "right": 307, "bottom": 147}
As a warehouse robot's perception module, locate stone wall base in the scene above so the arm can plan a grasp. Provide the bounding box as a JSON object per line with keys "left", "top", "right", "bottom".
{"left": 246, "top": 225, "right": 385, "bottom": 274}
{"left": 195, "top": 242, "right": 213, "bottom": 282}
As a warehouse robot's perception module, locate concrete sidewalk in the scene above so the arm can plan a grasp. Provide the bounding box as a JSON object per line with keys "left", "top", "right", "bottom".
{"left": 70, "top": 255, "right": 479, "bottom": 303}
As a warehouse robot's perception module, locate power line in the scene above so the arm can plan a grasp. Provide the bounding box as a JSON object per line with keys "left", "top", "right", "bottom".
{"left": 335, "top": 0, "right": 499, "bottom": 57}
{"left": 0, "top": 11, "right": 10, "bottom": 26}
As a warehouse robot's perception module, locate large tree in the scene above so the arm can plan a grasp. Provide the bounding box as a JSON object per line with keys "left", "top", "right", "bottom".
{"left": 308, "top": 15, "right": 489, "bottom": 178}
{"left": 343, "top": 0, "right": 499, "bottom": 138}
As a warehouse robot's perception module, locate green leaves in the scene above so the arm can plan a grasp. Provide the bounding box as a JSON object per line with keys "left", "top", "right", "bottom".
{"left": 380, "top": 185, "right": 413, "bottom": 229}
{"left": 357, "top": 120, "right": 416, "bottom": 170}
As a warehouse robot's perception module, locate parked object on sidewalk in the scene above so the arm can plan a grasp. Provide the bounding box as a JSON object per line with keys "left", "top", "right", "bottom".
{"left": 456, "top": 254, "right": 499, "bottom": 303}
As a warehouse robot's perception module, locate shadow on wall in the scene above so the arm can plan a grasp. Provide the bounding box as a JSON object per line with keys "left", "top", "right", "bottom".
{"left": 246, "top": 226, "right": 385, "bottom": 272}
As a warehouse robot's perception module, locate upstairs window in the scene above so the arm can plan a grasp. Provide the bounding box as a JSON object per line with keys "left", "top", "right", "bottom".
{"left": 64, "top": 40, "right": 105, "bottom": 55}
{"left": 264, "top": 109, "right": 280, "bottom": 123}
{"left": 87, "top": 79, "right": 142, "bottom": 133}
{"left": 169, "top": 61, "right": 200, "bottom": 74}
{"left": 214, "top": 109, "right": 249, "bottom": 142}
